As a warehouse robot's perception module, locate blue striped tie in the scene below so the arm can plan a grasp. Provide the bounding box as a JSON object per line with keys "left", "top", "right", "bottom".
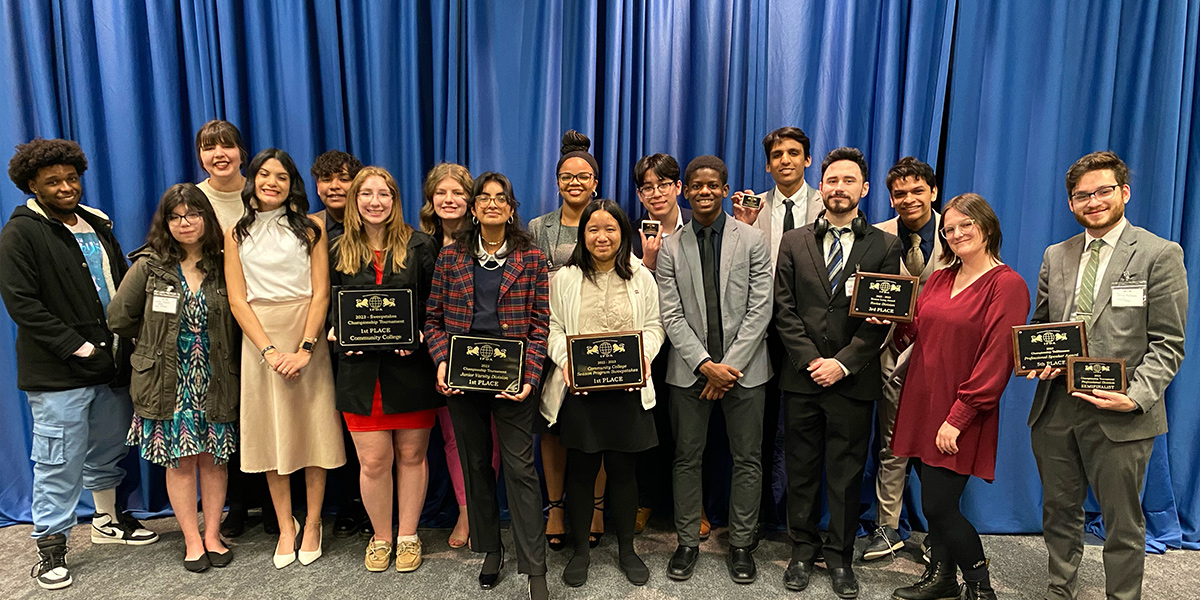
{"left": 827, "top": 227, "right": 848, "bottom": 292}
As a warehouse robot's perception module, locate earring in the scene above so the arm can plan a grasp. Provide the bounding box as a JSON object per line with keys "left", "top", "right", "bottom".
{"left": 472, "top": 215, "right": 479, "bottom": 225}
{"left": 508, "top": 215, "right": 514, "bottom": 224}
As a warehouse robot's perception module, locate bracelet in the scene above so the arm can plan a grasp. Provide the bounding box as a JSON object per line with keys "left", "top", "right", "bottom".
{"left": 260, "top": 345, "right": 276, "bottom": 357}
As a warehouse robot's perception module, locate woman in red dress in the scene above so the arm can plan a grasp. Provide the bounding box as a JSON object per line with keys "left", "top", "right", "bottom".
{"left": 888, "top": 193, "right": 1029, "bottom": 600}
{"left": 329, "top": 167, "right": 441, "bottom": 573}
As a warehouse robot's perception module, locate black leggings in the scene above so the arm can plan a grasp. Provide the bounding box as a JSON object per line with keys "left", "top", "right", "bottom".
{"left": 566, "top": 449, "right": 638, "bottom": 554}
{"left": 917, "top": 461, "right": 987, "bottom": 576}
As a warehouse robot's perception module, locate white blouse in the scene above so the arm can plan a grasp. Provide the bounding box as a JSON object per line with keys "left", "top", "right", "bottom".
{"left": 239, "top": 207, "right": 312, "bottom": 302}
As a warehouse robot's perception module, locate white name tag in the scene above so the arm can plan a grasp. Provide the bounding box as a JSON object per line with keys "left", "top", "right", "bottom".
{"left": 1112, "top": 283, "right": 1146, "bottom": 308}
{"left": 845, "top": 277, "right": 855, "bottom": 298}
{"left": 152, "top": 291, "right": 179, "bottom": 314}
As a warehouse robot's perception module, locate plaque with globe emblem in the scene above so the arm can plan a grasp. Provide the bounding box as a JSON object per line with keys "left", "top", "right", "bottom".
{"left": 1011, "top": 321, "right": 1087, "bottom": 376}
{"left": 447, "top": 335, "right": 526, "bottom": 393}
{"left": 334, "top": 287, "right": 418, "bottom": 351}
{"left": 1066, "top": 356, "right": 1126, "bottom": 394}
{"left": 566, "top": 331, "right": 646, "bottom": 393}
{"left": 848, "top": 272, "right": 919, "bottom": 322}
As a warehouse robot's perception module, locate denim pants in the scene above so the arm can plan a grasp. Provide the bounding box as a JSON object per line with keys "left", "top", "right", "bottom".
{"left": 26, "top": 385, "right": 132, "bottom": 538}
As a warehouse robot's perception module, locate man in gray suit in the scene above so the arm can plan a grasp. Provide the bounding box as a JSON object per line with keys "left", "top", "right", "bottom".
{"left": 864, "top": 157, "right": 952, "bottom": 561}
{"left": 657, "top": 155, "right": 773, "bottom": 584}
{"left": 1028, "top": 151, "right": 1187, "bottom": 600}
{"left": 732, "top": 126, "right": 822, "bottom": 267}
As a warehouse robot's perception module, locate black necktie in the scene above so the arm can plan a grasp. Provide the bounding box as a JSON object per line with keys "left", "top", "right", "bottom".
{"left": 699, "top": 227, "right": 723, "bottom": 363}
{"left": 783, "top": 199, "right": 796, "bottom": 233}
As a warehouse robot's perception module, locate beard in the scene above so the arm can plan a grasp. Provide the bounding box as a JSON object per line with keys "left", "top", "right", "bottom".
{"left": 824, "top": 193, "right": 860, "bottom": 216}
{"left": 1073, "top": 201, "right": 1124, "bottom": 230}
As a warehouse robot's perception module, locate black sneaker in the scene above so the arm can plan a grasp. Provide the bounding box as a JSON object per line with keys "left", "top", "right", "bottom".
{"left": 91, "top": 511, "right": 159, "bottom": 545}
{"left": 862, "top": 526, "right": 903, "bottom": 561}
{"left": 31, "top": 534, "right": 71, "bottom": 590}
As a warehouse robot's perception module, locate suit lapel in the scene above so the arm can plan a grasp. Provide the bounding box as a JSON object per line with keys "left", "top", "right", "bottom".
{"left": 498, "top": 252, "right": 521, "bottom": 300}
{"left": 454, "top": 252, "right": 475, "bottom": 316}
{"left": 839, "top": 230, "right": 872, "bottom": 291}
{"left": 1090, "top": 227, "right": 1138, "bottom": 323}
{"left": 804, "top": 229, "right": 833, "bottom": 300}
{"left": 1058, "top": 235, "right": 1085, "bottom": 321}
{"left": 679, "top": 227, "right": 708, "bottom": 321}
{"left": 719, "top": 217, "right": 740, "bottom": 293}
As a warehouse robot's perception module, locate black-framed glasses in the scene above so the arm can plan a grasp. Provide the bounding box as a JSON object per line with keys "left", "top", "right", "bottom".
{"left": 1069, "top": 184, "right": 1119, "bottom": 204}
{"left": 638, "top": 181, "right": 677, "bottom": 195}
{"left": 474, "top": 194, "right": 512, "bottom": 206}
{"left": 167, "top": 212, "right": 203, "bottom": 225}
{"left": 557, "top": 172, "right": 594, "bottom": 184}
{"left": 940, "top": 218, "right": 976, "bottom": 238}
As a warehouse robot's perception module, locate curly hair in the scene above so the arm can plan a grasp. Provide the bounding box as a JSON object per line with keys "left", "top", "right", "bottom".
{"left": 310, "top": 150, "right": 364, "bottom": 180}
{"left": 8, "top": 138, "right": 88, "bottom": 194}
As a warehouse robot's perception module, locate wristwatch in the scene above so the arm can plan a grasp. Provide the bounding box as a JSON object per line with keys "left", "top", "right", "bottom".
{"left": 300, "top": 337, "right": 316, "bottom": 353}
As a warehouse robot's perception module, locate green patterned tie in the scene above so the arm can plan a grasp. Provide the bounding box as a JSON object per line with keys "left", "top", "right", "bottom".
{"left": 1075, "top": 239, "right": 1105, "bottom": 318}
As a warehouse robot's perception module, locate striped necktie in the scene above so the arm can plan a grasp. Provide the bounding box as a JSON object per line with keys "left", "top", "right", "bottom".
{"left": 1075, "top": 239, "right": 1105, "bottom": 319}
{"left": 827, "top": 227, "right": 848, "bottom": 292}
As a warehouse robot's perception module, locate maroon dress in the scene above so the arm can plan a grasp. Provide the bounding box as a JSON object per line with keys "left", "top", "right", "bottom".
{"left": 892, "top": 265, "right": 1030, "bottom": 482}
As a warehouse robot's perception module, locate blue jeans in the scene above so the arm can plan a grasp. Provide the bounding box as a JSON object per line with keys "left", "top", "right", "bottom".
{"left": 26, "top": 385, "right": 132, "bottom": 538}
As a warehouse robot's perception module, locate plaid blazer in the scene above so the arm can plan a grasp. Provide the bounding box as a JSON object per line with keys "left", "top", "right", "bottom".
{"left": 423, "top": 242, "right": 550, "bottom": 390}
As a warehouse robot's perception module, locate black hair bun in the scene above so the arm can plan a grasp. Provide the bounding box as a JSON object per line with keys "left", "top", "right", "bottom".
{"left": 560, "top": 130, "right": 591, "bottom": 155}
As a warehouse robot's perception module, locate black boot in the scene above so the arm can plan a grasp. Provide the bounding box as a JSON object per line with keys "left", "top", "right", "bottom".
{"left": 892, "top": 559, "right": 959, "bottom": 600}
{"left": 959, "top": 579, "right": 997, "bottom": 600}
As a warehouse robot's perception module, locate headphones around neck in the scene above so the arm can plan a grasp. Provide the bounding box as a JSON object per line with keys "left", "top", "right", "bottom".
{"left": 813, "top": 209, "right": 869, "bottom": 240}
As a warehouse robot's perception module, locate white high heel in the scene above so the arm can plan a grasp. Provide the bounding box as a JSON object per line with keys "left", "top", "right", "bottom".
{"left": 298, "top": 520, "right": 323, "bottom": 565}
{"left": 273, "top": 517, "right": 301, "bottom": 569}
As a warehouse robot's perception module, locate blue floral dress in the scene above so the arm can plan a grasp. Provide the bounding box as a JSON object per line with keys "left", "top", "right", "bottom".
{"left": 127, "top": 271, "right": 237, "bottom": 467}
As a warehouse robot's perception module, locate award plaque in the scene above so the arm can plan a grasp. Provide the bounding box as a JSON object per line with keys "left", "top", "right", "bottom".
{"left": 447, "top": 335, "right": 526, "bottom": 393}
{"left": 848, "top": 272, "right": 920, "bottom": 323}
{"left": 640, "top": 220, "right": 661, "bottom": 236}
{"left": 1066, "top": 357, "right": 1127, "bottom": 394}
{"left": 1011, "top": 321, "right": 1087, "bottom": 376}
{"left": 740, "top": 194, "right": 764, "bottom": 210}
{"left": 566, "top": 331, "right": 646, "bottom": 393}
{"left": 334, "top": 287, "right": 417, "bottom": 351}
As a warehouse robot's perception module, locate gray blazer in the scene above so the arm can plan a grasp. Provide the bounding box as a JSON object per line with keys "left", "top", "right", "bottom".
{"left": 656, "top": 213, "right": 773, "bottom": 388}
{"left": 1029, "top": 224, "right": 1188, "bottom": 442}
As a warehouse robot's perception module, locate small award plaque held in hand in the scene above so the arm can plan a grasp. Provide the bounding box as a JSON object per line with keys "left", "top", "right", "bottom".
{"left": 739, "top": 194, "right": 764, "bottom": 210}
{"left": 848, "top": 272, "right": 919, "bottom": 323}
{"left": 334, "top": 287, "right": 418, "bottom": 351}
{"left": 1011, "top": 321, "right": 1088, "bottom": 376}
{"left": 566, "top": 331, "right": 646, "bottom": 393}
{"left": 447, "top": 335, "right": 526, "bottom": 393}
{"left": 1066, "top": 357, "right": 1127, "bottom": 394}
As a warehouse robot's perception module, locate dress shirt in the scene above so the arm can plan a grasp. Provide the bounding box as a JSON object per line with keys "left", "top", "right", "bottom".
{"left": 768, "top": 181, "right": 816, "bottom": 260}
{"left": 1072, "top": 218, "right": 1128, "bottom": 310}
{"left": 899, "top": 214, "right": 937, "bottom": 265}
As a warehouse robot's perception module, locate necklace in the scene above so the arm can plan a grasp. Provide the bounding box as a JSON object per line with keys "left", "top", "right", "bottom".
{"left": 483, "top": 237, "right": 503, "bottom": 247}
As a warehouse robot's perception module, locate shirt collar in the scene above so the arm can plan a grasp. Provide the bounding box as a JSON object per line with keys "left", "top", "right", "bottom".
{"left": 1085, "top": 218, "right": 1128, "bottom": 250}
{"left": 691, "top": 211, "right": 727, "bottom": 236}
{"left": 899, "top": 212, "right": 937, "bottom": 241}
{"left": 772, "top": 181, "right": 812, "bottom": 206}
{"left": 476, "top": 237, "right": 509, "bottom": 265}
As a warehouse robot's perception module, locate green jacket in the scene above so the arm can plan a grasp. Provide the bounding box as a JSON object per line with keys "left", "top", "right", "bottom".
{"left": 107, "top": 246, "right": 240, "bottom": 422}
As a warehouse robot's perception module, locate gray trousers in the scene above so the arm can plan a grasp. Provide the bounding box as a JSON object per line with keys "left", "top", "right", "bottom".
{"left": 1031, "top": 385, "right": 1153, "bottom": 600}
{"left": 669, "top": 381, "right": 764, "bottom": 548}
{"left": 876, "top": 344, "right": 909, "bottom": 529}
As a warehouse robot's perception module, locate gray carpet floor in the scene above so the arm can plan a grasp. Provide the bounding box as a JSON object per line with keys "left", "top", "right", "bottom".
{"left": 1, "top": 514, "right": 1197, "bottom": 599}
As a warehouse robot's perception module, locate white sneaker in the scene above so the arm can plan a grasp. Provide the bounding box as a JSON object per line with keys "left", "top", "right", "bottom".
{"left": 32, "top": 534, "right": 72, "bottom": 590}
{"left": 91, "top": 511, "right": 159, "bottom": 545}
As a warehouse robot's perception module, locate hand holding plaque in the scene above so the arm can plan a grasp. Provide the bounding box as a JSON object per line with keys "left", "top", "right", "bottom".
{"left": 1011, "top": 321, "right": 1087, "bottom": 376}
{"left": 447, "top": 335, "right": 526, "bottom": 393}
{"left": 566, "top": 331, "right": 646, "bottom": 393}
{"left": 334, "top": 287, "right": 418, "bottom": 351}
{"left": 1066, "top": 357, "right": 1127, "bottom": 394}
{"left": 848, "top": 272, "right": 919, "bottom": 323}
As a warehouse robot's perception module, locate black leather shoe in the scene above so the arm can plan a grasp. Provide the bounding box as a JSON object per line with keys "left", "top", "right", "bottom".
{"left": 783, "top": 559, "right": 814, "bottom": 591}
{"left": 333, "top": 512, "right": 360, "bottom": 538}
{"left": 220, "top": 509, "right": 246, "bottom": 538}
{"left": 830, "top": 566, "right": 859, "bottom": 599}
{"left": 479, "top": 548, "right": 504, "bottom": 589}
{"left": 727, "top": 546, "right": 756, "bottom": 584}
{"left": 666, "top": 545, "right": 699, "bottom": 581}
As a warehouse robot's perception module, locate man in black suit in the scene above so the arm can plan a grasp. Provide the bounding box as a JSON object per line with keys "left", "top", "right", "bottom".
{"left": 773, "top": 147, "right": 901, "bottom": 599}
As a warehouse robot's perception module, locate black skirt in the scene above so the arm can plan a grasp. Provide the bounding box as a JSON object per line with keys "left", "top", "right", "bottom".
{"left": 557, "top": 389, "right": 657, "bottom": 454}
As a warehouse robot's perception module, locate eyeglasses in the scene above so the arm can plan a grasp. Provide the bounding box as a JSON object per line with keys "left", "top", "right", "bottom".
{"left": 474, "top": 194, "right": 512, "bottom": 206}
{"left": 940, "top": 219, "right": 976, "bottom": 238}
{"left": 168, "top": 212, "right": 203, "bottom": 225}
{"left": 557, "top": 172, "right": 594, "bottom": 185}
{"left": 1069, "top": 184, "right": 1119, "bottom": 204}
{"left": 638, "top": 181, "right": 677, "bottom": 196}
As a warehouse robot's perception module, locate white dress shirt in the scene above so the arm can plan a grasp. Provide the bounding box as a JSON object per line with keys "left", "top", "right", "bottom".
{"left": 767, "top": 181, "right": 817, "bottom": 261}
{"left": 1072, "top": 218, "right": 1128, "bottom": 311}
{"left": 821, "top": 225, "right": 856, "bottom": 376}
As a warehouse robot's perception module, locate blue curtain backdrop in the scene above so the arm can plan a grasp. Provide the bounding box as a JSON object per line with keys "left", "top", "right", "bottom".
{"left": 1, "top": 0, "right": 1198, "bottom": 551}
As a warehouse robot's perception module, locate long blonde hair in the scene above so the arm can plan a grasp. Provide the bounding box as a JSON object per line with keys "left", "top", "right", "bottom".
{"left": 334, "top": 166, "right": 413, "bottom": 274}
{"left": 418, "top": 163, "right": 474, "bottom": 237}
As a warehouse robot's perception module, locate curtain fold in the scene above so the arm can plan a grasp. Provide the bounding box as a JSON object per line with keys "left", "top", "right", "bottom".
{"left": 0, "top": 1, "right": 1197, "bottom": 552}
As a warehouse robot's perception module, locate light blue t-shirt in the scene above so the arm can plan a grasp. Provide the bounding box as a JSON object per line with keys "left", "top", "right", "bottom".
{"left": 65, "top": 218, "right": 114, "bottom": 310}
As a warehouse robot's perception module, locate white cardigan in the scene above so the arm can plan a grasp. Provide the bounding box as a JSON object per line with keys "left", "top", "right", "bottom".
{"left": 541, "top": 258, "right": 665, "bottom": 426}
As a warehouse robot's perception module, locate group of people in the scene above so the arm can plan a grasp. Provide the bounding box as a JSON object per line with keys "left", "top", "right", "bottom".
{"left": 0, "top": 121, "right": 1185, "bottom": 600}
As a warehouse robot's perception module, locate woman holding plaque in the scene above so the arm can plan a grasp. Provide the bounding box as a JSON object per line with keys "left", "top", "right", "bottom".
{"left": 529, "top": 130, "right": 607, "bottom": 551}
{"left": 330, "top": 166, "right": 441, "bottom": 572}
{"left": 542, "top": 199, "right": 662, "bottom": 587}
{"left": 225, "top": 148, "right": 345, "bottom": 569}
{"left": 419, "top": 162, "right": 500, "bottom": 550}
{"left": 884, "top": 193, "right": 1029, "bottom": 600}
{"left": 108, "top": 184, "right": 237, "bottom": 572}
{"left": 424, "top": 172, "right": 551, "bottom": 600}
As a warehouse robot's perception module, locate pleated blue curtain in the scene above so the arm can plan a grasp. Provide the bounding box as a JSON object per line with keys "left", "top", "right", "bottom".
{"left": 1, "top": 0, "right": 1199, "bottom": 553}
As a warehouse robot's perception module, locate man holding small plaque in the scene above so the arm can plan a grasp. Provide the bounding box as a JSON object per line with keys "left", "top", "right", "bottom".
{"left": 1027, "top": 151, "right": 1187, "bottom": 600}
{"left": 773, "top": 147, "right": 900, "bottom": 597}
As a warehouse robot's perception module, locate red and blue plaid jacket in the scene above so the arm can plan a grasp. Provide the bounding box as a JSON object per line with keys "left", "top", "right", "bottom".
{"left": 423, "top": 243, "right": 550, "bottom": 390}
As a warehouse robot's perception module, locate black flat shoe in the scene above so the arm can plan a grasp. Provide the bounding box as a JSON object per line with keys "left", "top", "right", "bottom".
{"left": 666, "top": 545, "right": 699, "bottom": 581}
{"left": 561, "top": 551, "right": 589, "bottom": 587}
{"left": 545, "top": 498, "right": 566, "bottom": 551}
{"left": 830, "top": 566, "right": 859, "bottom": 599}
{"left": 207, "top": 547, "right": 233, "bottom": 568}
{"left": 184, "top": 551, "right": 211, "bottom": 573}
{"left": 220, "top": 509, "right": 246, "bottom": 538}
{"left": 727, "top": 546, "right": 756, "bottom": 584}
{"left": 619, "top": 552, "right": 649, "bottom": 586}
{"left": 479, "top": 548, "right": 504, "bottom": 589}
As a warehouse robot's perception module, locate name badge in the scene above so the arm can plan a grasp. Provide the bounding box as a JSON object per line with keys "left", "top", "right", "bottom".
{"left": 1111, "top": 282, "right": 1146, "bottom": 308}
{"left": 152, "top": 291, "right": 179, "bottom": 314}
{"left": 845, "top": 276, "right": 855, "bottom": 298}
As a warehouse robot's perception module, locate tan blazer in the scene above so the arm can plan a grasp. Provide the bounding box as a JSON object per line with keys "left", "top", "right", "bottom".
{"left": 875, "top": 212, "right": 952, "bottom": 374}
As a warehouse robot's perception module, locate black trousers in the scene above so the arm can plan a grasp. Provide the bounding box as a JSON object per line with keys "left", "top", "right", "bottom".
{"left": 635, "top": 347, "right": 674, "bottom": 510}
{"left": 446, "top": 391, "right": 546, "bottom": 576}
{"left": 915, "top": 461, "right": 986, "bottom": 575}
{"left": 783, "top": 390, "right": 874, "bottom": 568}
